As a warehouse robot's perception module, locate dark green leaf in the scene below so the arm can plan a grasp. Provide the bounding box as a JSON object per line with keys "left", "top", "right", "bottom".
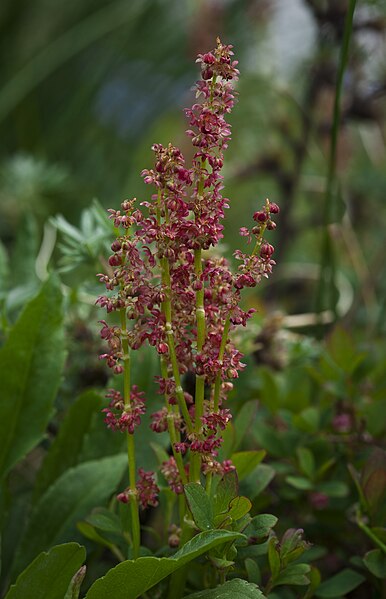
{"left": 11, "top": 455, "right": 126, "bottom": 577}
{"left": 268, "top": 538, "right": 281, "bottom": 580}
{"left": 183, "top": 577, "right": 267, "bottom": 598}
{"left": 245, "top": 558, "right": 261, "bottom": 585}
{"left": 231, "top": 451, "right": 266, "bottom": 481}
{"left": 315, "top": 568, "right": 365, "bottom": 597}
{"left": 184, "top": 483, "right": 214, "bottom": 531}
{"left": 234, "top": 401, "right": 259, "bottom": 450}
{"left": 85, "top": 530, "right": 244, "bottom": 599}
{"left": 244, "top": 514, "right": 278, "bottom": 540}
{"left": 85, "top": 508, "right": 122, "bottom": 534}
{"left": 241, "top": 464, "right": 275, "bottom": 501}
{"left": 4, "top": 543, "right": 85, "bottom": 599}
{"left": 363, "top": 549, "right": 386, "bottom": 579}
{"left": 317, "top": 481, "right": 349, "bottom": 498}
{"left": 274, "top": 563, "right": 310, "bottom": 587}
{"left": 285, "top": 476, "right": 313, "bottom": 491}
{"left": 34, "top": 390, "right": 102, "bottom": 500}
{"left": 297, "top": 447, "right": 315, "bottom": 479}
{"left": 213, "top": 470, "right": 239, "bottom": 516}
{"left": 0, "top": 277, "right": 65, "bottom": 478}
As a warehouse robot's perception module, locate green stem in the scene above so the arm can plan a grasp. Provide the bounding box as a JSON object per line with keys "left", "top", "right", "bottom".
{"left": 160, "top": 256, "right": 194, "bottom": 433}
{"left": 120, "top": 308, "right": 140, "bottom": 559}
{"left": 190, "top": 248, "right": 206, "bottom": 482}
{"left": 356, "top": 510, "right": 386, "bottom": 554}
{"left": 316, "top": 0, "right": 357, "bottom": 319}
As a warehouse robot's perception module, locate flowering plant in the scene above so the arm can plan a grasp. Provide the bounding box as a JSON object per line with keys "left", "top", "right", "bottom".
{"left": 94, "top": 39, "right": 290, "bottom": 597}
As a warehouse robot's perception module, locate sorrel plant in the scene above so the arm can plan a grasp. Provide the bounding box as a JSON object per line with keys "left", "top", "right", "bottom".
{"left": 97, "top": 37, "right": 278, "bottom": 581}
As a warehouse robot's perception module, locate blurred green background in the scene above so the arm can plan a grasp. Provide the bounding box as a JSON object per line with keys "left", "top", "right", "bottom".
{"left": 1, "top": 0, "right": 386, "bottom": 333}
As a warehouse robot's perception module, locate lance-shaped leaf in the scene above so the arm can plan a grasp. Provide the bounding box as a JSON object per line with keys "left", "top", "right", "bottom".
{"left": 0, "top": 277, "right": 65, "bottom": 478}
{"left": 4, "top": 543, "right": 85, "bottom": 599}
{"left": 11, "top": 454, "right": 127, "bottom": 578}
{"left": 85, "top": 530, "right": 244, "bottom": 599}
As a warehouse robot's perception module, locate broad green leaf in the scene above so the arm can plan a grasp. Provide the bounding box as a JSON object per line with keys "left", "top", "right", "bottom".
{"left": 85, "top": 508, "right": 122, "bottom": 534}
{"left": 85, "top": 530, "right": 244, "bottom": 599}
{"left": 234, "top": 401, "right": 259, "bottom": 450}
{"left": 363, "top": 549, "right": 386, "bottom": 579}
{"left": 213, "top": 470, "right": 239, "bottom": 516}
{"left": 34, "top": 390, "right": 103, "bottom": 500}
{"left": 5, "top": 543, "right": 85, "bottom": 599}
{"left": 244, "top": 514, "right": 278, "bottom": 540}
{"left": 227, "top": 496, "right": 252, "bottom": 521}
{"left": 241, "top": 464, "right": 275, "bottom": 501}
{"left": 315, "top": 568, "right": 365, "bottom": 597}
{"left": 274, "top": 563, "right": 310, "bottom": 587}
{"left": 293, "top": 407, "right": 320, "bottom": 434}
{"left": 184, "top": 577, "right": 267, "bottom": 598}
{"left": 184, "top": 483, "right": 214, "bottom": 530}
{"left": 231, "top": 451, "right": 266, "bottom": 481}
{"left": 0, "top": 277, "right": 65, "bottom": 478}
{"left": 325, "top": 326, "right": 364, "bottom": 375}
{"left": 11, "top": 455, "right": 127, "bottom": 577}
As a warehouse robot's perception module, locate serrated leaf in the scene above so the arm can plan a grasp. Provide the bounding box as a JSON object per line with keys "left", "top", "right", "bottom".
{"left": 11, "top": 455, "right": 127, "bottom": 578}
{"left": 0, "top": 277, "right": 65, "bottom": 478}
{"left": 231, "top": 451, "right": 266, "bottom": 481}
{"left": 183, "top": 577, "right": 267, "bottom": 598}
{"left": 184, "top": 483, "right": 213, "bottom": 531}
{"left": 315, "top": 568, "right": 365, "bottom": 597}
{"left": 34, "top": 390, "right": 103, "bottom": 500}
{"left": 4, "top": 543, "right": 85, "bottom": 599}
{"left": 85, "top": 530, "right": 244, "bottom": 599}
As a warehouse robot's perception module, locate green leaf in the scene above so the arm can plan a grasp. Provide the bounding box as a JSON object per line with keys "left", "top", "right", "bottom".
{"left": 0, "top": 277, "right": 65, "bottom": 478}
{"left": 241, "top": 464, "right": 275, "bottom": 501}
{"left": 234, "top": 401, "right": 259, "bottom": 450}
{"left": 274, "top": 563, "right": 311, "bottom": 587}
{"left": 231, "top": 451, "right": 266, "bottom": 481}
{"left": 85, "top": 508, "right": 122, "bottom": 534}
{"left": 11, "top": 455, "right": 127, "bottom": 577}
{"left": 213, "top": 470, "right": 239, "bottom": 516}
{"left": 363, "top": 549, "right": 386, "bottom": 579}
{"left": 268, "top": 538, "right": 281, "bottom": 580}
{"left": 325, "top": 326, "right": 364, "bottom": 375}
{"left": 315, "top": 568, "right": 365, "bottom": 597}
{"left": 34, "top": 390, "right": 103, "bottom": 500}
{"left": 4, "top": 543, "right": 85, "bottom": 599}
{"left": 227, "top": 496, "right": 252, "bottom": 522}
{"left": 285, "top": 476, "right": 313, "bottom": 491}
{"left": 183, "top": 577, "right": 267, "bottom": 598}
{"left": 244, "top": 514, "right": 278, "bottom": 540}
{"left": 293, "top": 407, "right": 320, "bottom": 434}
{"left": 317, "top": 480, "right": 349, "bottom": 498}
{"left": 85, "top": 530, "right": 244, "bottom": 599}
{"left": 297, "top": 447, "right": 315, "bottom": 479}
{"left": 245, "top": 558, "right": 261, "bottom": 585}
{"left": 184, "top": 483, "right": 213, "bottom": 530}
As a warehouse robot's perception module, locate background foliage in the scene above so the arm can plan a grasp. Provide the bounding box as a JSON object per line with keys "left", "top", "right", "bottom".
{"left": 1, "top": 1, "right": 386, "bottom": 598}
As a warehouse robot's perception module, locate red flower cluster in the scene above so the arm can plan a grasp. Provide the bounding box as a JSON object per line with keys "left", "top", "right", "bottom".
{"left": 97, "top": 39, "right": 278, "bottom": 503}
